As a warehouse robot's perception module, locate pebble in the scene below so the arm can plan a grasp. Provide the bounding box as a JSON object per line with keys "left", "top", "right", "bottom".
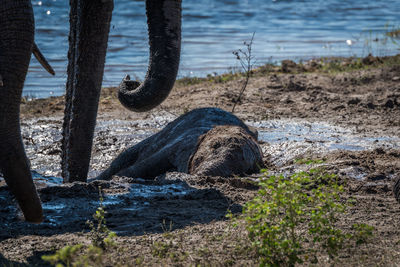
{"left": 392, "top": 76, "right": 400, "bottom": 81}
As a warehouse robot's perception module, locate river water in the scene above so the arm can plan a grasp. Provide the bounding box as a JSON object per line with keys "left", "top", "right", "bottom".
{"left": 26, "top": 0, "right": 400, "bottom": 98}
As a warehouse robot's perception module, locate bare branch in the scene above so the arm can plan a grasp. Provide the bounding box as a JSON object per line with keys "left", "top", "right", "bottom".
{"left": 232, "top": 32, "right": 256, "bottom": 113}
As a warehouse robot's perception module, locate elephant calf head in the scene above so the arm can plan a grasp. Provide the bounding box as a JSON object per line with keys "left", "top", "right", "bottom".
{"left": 0, "top": 0, "right": 43, "bottom": 222}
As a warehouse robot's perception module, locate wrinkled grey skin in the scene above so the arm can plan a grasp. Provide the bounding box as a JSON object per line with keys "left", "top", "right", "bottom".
{"left": 96, "top": 108, "right": 260, "bottom": 180}
{"left": 62, "top": 0, "right": 182, "bottom": 182}
{"left": 0, "top": 0, "right": 43, "bottom": 223}
{"left": 188, "top": 125, "right": 264, "bottom": 177}
{"left": 61, "top": 0, "right": 114, "bottom": 183}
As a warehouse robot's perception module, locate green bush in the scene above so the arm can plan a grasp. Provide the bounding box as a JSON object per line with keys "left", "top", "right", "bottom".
{"left": 239, "top": 168, "right": 360, "bottom": 266}
{"left": 41, "top": 244, "right": 83, "bottom": 267}
{"left": 351, "top": 223, "right": 375, "bottom": 245}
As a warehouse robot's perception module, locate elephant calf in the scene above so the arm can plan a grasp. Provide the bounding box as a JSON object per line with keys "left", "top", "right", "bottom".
{"left": 96, "top": 107, "right": 264, "bottom": 180}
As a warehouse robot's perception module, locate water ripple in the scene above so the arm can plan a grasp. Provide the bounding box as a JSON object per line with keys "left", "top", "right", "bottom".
{"left": 24, "top": 0, "right": 400, "bottom": 98}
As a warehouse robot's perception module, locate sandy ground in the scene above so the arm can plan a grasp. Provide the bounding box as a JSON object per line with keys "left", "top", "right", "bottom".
{"left": 1, "top": 55, "right": 400, "bottom": 266}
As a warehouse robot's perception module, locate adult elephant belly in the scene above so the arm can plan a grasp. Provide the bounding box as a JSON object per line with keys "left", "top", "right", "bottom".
{"left": 96, "top": 108, "right": 264, "bottom": 180}
{"left": 0, "top": 0, "right": 43, "bottom": 223}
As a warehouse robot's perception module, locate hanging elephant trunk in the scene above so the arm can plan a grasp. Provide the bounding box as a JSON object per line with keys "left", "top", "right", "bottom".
{"left": 118, "top": 0, "right": 182, "bottom": 112}
{"left": 0, "top": 0, "right": 43, "bottom": 223}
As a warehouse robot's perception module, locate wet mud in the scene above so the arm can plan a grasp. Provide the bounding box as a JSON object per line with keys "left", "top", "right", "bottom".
{"left": 2, "top": 109, "right": 399, "bottom": 241}
{"left": 1, "top": 173, "right": 242, "bottom": 240}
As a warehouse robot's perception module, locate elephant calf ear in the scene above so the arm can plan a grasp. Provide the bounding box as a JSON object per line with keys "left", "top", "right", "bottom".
{"left": 118, "top": 0, "right": 182, "bottom": 112}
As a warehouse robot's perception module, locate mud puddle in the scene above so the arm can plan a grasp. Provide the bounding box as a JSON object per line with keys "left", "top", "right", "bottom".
{"left": 20, "top": 114, "right": 175, "bottom": 178}
{"left": 20, "top": 115, "right": 399, "bottom": 177}
{"left": 1, "top": 114, "right": 398, "bottom": 239}
{"left": 1, "top": 173, "right": 237, "bottom": 239}
{"left": 253, "top": 119, "right": 400, "bottom": 166}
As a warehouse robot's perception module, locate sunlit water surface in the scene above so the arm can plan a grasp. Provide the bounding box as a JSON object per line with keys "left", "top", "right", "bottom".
{"left": 25, "top": 0, "right": 400, "bottom": 98}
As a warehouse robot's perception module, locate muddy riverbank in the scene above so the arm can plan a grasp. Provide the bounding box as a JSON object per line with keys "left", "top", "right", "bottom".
{"left": 1, "top": 55, "right": 400, "bottom": 266}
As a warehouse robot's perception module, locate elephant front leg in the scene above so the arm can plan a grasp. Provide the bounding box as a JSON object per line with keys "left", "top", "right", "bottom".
{"left": 61, "top": 0, "right": 113, "bottom": 183}
{"left": 0, "top": 0, "right": 43, "bottom": 222}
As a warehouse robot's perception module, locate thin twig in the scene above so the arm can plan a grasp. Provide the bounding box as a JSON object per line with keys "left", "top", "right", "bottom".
{"left": 232, "top": 32, "right": 256, "bottom": 113}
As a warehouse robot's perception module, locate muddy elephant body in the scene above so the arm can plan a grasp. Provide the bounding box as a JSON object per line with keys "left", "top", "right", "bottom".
{"left": 96, "top": 108, "right": 264, "bottom": 180}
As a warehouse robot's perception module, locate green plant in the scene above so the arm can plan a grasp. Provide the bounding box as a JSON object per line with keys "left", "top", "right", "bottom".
{"left": 41, "top": 244, "right": 83, "bottom": 267}
{"left": 237, "top": 168, "right": 369, "bottom": 266}
{"left": 161, "top": 219, "right": 174, "bottom": 233}
{"left": 86, "top": 188, "right": 116, "bottom": 250}
{"left": 151, "top": 241, "right": 174, "bottom": 258}
{"left": 351, "top": 223, "right": 375, "bottom": 245}
{"left": 151, "top": 239, "right": 188, "bottom": 262}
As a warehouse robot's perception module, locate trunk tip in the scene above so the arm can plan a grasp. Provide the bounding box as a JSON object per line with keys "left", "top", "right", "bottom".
{"left": 119, "top": 75, "right": 141, "bottom": 92}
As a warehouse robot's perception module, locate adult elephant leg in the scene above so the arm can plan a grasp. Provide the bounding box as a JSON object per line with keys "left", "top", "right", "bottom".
{"left": 62, "top": 0, "right": 113, "bottom": 183}
{"left": 0, "top": 0, "right": 42, "bottom": 222}
{"left": 118, "top": 0, "right": 182, "bottom": 112}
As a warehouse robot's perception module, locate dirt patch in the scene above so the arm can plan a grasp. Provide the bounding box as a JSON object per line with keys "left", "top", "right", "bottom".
{"left": 1, "top": 55, "right": 400, "bottom": 266}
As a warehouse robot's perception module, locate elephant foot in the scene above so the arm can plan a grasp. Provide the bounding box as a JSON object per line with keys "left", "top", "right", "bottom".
{"left": 97, "top": 108, "right": 264, "bottom": 180}
{"left": 2, "top": 152, "right": 43, "bottom": 223}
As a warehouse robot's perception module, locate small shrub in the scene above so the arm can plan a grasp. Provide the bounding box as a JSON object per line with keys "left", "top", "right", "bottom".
{"left": 41, "top": 244, "right": 83, "bottom": 267}
{"left": 237, "top": 168, "right": 372, "bottom": 266}
{"left": 86, "top": 188, "right": 116, "bottom": 250}
{"left": 151, "top": 239, "right": 188, "bottom": 262}
{"left": 151, "top": 241, "right": 173, "bottom": 258}
{"left": 351, "top": 223, "right": 375, "bottom": 245}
